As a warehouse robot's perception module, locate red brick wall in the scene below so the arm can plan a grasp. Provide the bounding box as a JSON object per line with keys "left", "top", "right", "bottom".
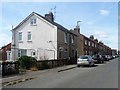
{"left": 1, "top": 43, "right": 11, "bottom": 62}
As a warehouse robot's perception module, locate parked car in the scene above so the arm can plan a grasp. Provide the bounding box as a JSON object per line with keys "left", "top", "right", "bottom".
{"left": 102, "top": 55, "right": 109, "bottom": 61}
{"left": 77, "top": 55, "right": 94, "bottom": 67}
{"left": 106, "top": 55, "right": 112, "bottom": 60}
{"left": 112, "top": 55, "right": 117, "bottom": 58}
{"left": 92, "top": 55, "right": 104, "bottom": 64}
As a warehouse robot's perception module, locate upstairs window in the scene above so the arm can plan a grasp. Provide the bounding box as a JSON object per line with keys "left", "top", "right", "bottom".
{"left": 30, "top": 18, "right": 36, "bottom": 25}
{"left": 71, "top": 35, "right": 74, "bottom": 44}
{"left": 95, "top": 44, "right": 96, "bottom": 48}
{"left": 88, "top": 41, "right": 91, "bottom": 46}
{"left": 27, "top": 32, "right": 32, "bottom": 41}
{"left": 92, "top": 43, "right": 94, "bottom": 47}
{"left": 19, "top": 32, "right": 22, "bottom": 41}
{"left": 64, "top": 32, "right": 67, "bottom": 43}
{"left": 85, "top": 40, "right": 87, "bottom": 45}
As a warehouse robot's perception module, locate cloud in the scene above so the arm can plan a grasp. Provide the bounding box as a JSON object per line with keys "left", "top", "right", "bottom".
{"left": 100, "top": 10, "right": 109, "bottom": 16}
{"left": 92, "top": 30, "right": 118, "bottom": 49}
{"left": 92, "top": 31, "right": 108, "bottom": 38}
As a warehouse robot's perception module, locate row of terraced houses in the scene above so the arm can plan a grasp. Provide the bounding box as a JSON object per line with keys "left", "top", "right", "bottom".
{"left": 0, "top": 11, "right": 117, "bottom": 63}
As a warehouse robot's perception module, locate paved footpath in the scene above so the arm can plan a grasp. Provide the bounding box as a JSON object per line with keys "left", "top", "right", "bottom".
{"left": 1, "top": 64, "right": 76, "bottom": 84}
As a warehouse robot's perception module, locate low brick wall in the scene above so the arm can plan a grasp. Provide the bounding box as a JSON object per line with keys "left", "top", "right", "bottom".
{"left": 36, "top": 59, "right": 69, "bottom": 70}
{"left": 1, "top": 58, "right": 76, "bottom": 76}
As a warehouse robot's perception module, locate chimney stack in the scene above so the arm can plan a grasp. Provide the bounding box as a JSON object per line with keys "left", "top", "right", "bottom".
{"left": 45, "top": 11, "right": 54, "bottom": 22}
{"left": 74, "top": 27, "right": 80, "bottom": 33}
{"left": 89, "top": 35, "right": 94, "bottom": 40}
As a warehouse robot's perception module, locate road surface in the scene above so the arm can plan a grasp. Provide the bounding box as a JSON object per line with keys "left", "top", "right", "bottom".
{"left": 3, "top": 58, "right": 118, "bottom": 88}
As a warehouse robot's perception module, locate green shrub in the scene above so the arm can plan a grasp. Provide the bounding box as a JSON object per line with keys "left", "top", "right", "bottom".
{"left": 18, "top": 56, "right": 37, "bottom": 70}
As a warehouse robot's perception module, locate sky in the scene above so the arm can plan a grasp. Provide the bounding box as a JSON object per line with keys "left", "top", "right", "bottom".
{"left": 0, "top": 1, "right": 119, "bottom": 50}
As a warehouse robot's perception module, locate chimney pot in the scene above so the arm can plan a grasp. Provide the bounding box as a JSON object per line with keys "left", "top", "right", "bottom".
{"left": 45, "top": 12, "right": 54, "bottom": 22}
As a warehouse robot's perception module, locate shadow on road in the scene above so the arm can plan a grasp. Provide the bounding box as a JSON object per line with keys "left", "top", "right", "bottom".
{"left": 77, "top": 65, "right": 98, "bottom": 68}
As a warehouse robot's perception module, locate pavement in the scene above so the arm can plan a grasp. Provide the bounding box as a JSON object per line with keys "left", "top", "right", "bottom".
{"left": 1, "top": 64, "right": 77, "bottom": 85}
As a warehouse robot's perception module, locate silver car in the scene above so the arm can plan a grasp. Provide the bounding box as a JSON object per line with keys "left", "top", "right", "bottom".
{"left": 77, "top": 55, "right": 94, "bottom": 67}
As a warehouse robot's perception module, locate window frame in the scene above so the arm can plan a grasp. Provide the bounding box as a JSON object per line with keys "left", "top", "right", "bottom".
{"left": 92, "top": 42, "right": 94, "bottom": 47}
{"left": 88, "top": 41, "right": 91, "bottom": 46}
{"left": 27, "top": 31, "right": 32, "bottom": 41}
{"left": 71, "top": 35, "right": 74, "bottom": 44}
{"left": 18, "top": 32, "right": 22, "bottom": 42}
{"left": 85, "top": 40, "right": 87, "bottom": 45}
{"left": 30, "top": 18, "right": 37, "bottom": 25}
{"left": 64, "top": 32, "right": 67, "bottom": 43}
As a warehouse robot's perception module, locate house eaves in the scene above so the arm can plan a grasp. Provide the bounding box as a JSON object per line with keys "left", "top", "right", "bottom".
{"left": 12, "top": 12, "right": 35, "bottom": 31}
{"left": 34, "top": 12, "right": 68, "bottom": 32}
{"left": 12, "top": 12, "right": 76, "bottom": 36}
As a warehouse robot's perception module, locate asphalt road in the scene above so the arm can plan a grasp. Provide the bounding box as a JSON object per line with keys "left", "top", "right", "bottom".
{"left": 4, "top": 58, "right": 118, "bottom": 88}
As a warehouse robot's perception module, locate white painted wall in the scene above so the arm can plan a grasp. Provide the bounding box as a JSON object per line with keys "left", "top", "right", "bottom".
{"left": 12, "top": 13, "right": 57, "bottom": 60}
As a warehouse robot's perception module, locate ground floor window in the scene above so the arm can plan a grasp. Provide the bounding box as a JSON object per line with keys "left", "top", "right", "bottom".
{"left": 64, "top": 49, "right": 68, "bottom": 59}
{"left": 72, "top": 50, "right": 74, "bottom": 57}
{"left": 18, "top": 49, "right": 27, "bottom": 57}
{"left": 85, "top": 50, "right": 87, "bottom": 55}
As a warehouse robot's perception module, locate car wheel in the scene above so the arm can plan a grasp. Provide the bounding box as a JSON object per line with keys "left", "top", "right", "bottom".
{"left": 89, "top": 62, "right": 92, "bottom": 67}
{"left": 102, "top": 60, "right": 104, "bottom": 63}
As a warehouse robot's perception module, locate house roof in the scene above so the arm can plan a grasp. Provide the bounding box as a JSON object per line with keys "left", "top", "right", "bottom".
{"left": 34, "top": 12, "right": 68, "bottom": 31}
{"left": 13, "top": 12, "right": 76, "bottom": 35}
{"left": 12, "top": 12, "right": 77, "bottom": 36}
{"left": 1, "top": 43, "right": 11, "bottom": 49}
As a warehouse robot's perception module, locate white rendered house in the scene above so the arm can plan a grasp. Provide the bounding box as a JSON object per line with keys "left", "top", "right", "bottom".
{"left": 11, "top": 12, "right": 58, "bottom": 60}
{"left": 11, "top": 12, "right": 77, "bottom": 61}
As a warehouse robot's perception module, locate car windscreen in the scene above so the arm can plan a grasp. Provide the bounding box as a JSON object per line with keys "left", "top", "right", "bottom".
{"left": 79, "top": 56, "right": 88, "bottom": 59}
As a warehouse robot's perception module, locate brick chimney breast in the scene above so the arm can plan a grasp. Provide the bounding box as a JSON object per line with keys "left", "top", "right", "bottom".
{"left": 90, "top": 35, "right": 94, "bottom": 40}
{"left": 45, "top": 12, "right": 54, "bottom": 22}
{"left": 74, "top": 27, "right": 80, "bottom": 33}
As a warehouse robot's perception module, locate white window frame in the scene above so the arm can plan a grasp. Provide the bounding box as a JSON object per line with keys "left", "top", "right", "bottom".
{"left": 92, "top": 43, "right": 94, "bottom": 47}
{"left": 86, "top": 50, "right": 87, "bottom": 55}
{"left": 71, "top": 35, "right": 74, "bottom": 44}
{"left": 27, "top": 31, "right": 32, "bottom": 41}
{"left": 18, "top": 49, "right": 27, "bottom": 57}
{"left": 64, "top": 32, "right": 67, "bottom": 43}
{"left": 30, "top": 18, "right": 36, "bottom": 25}
{"left": 89, "top": 41, "right": 91, "bottom": 46}
{"left": 85, "top": 40, "right": 87, "bottom": 45}
{"left": 18, "top": 32, "right": 22, "bottom": 42}
{"left": 95, "top": 44, "right": 96, "bottom": 48}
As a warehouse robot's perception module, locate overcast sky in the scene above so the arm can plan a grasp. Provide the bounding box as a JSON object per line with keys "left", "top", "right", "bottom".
{"left": 1, "top": 1, "right": 118, "bottom": 50}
